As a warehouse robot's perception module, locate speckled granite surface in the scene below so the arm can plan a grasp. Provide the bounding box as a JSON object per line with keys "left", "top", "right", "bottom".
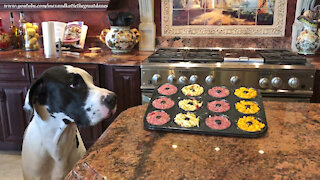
{"left": 66, "top": 102, "right": 320, "bottom": 180}
{"left": 0, "top": 49, "right": 151, "bottom": 66}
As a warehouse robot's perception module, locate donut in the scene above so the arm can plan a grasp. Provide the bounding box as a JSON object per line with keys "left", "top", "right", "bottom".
{"left": 181, "top": 84, "right": 204, "bottom": 97}
{"left": 208, "top": 86, "right": 230, "bottom": 98}
{"left": 207, "top": 100, "right": 230, "bottom": 113}
{"left": 205, "top": 115, "right": 231, "bottom": 130}
{"left": 237, "top": 116, "right": 265, "bottom": 132}
{"left": 157, "top": 84, "right": 178, "bottom": 95}
{"left": 146, "top": 111, "right": 170, "bottom": 125}
{"left": 152, "top": 97, "right": 175, "bottom": 109}
{"left": 235, "top": 100, "right": 260, "bottom": 114}
{"left": 178, "top": 99, "right": 203, "bottom": 111}
{"left": 234, "top": 87, "right": 257, "bottom": 99}
{"left": 174, "top": 113, "right": 200, "bottom": 127}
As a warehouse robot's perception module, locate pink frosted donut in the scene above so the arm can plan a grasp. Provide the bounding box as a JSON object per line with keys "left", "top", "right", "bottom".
{"left": 207, "top": 100, "right": 230, "bottom": 113}
{"left": 152, "top": 97, "right": 175, "bottom": 109}
{"left": 146, "top": 111, "right": 170, "bottom": 125}
{"left": 206, "top": 115, "right": 231, "bottom": 130}
{"left": 157, "top": 84, "right": 178, "bottom": 95}
{"left": 208, "top": 87, "right": 230, "bottom": 98}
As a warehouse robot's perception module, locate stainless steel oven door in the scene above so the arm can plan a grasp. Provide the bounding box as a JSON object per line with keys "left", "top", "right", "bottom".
{"left": 141, "top": 89, "right": 154, "bottom": 104}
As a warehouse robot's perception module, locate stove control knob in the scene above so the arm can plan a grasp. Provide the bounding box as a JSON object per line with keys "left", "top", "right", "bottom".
{"left": 271, "top": 77, "right": 282, "bottom": 88}
{"left": 288, "top": 77, "right": 300, "bottom": 89}
{"left": 230, "top": 76, "right": 240, "bottom": 85}
{"left": 259, "top": 78, "right": 269, "bottom": 89}
{"left": 189, "top": 75, "right": 198, "bottom": 84}
{"left": 178, "top": 76, "right": 188, "bottom": 84}
{"left": 167, "top": 74, "right": 176, "bottom": 83}
{"left": 205, "top": 75, "right": 214, "bottom": 85}
{"left": 152, "top": 74, "right": 161, "bottom": 84}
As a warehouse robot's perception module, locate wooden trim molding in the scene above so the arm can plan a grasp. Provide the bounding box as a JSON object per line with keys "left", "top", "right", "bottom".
{"left": 162, "top": 0, "right": 288, "bottom": 37}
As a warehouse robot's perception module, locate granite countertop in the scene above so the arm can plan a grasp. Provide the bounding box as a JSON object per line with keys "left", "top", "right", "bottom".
{"left": 1, "top": 49, "right": 320, "bottom": 69}
{"left": 67, "top": 102, "right": 320, "bottom": 179}
{"left": 0, "top": 49, "right": 152, "bottom": 66}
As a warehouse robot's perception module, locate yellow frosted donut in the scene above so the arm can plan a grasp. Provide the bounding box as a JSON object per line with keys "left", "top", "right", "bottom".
{"left": 235, "top": 100, "right": 260, "bottom": 114}
{"left": 237, "top": 116, "right": 265, "bottom": 132}
{"left": 174, "top": 113, "right": 200, "bottom": 127}
{"left": 234, "top": 87, "right": 257, "bottom": 99}
{"left": 178, "top": 99, "right": 203, "bottom": 111}
{"left": 181, "top": 84, "right": 204, "bottom": 97}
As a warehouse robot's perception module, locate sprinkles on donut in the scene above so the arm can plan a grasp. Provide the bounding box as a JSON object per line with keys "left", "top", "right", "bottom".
{"left": 181, "top": 84, "right": 204, "bottom": 97}
{"left": 146, "top": 111, "right": 170, "bottom": 125}
{"left": 205, "top": 115, "right": 231, "bottom": 130}
{"left": 174, "top": 113, "right": 200, "bottom": 127}
{"left": 235, "top": 100, "right": 260, "bottom": 114}
{"left": 152, "top": 97, "right": 175, "bottom": 110}
{"left": 157, "top": 84, "right": 178, "bottom": 95}
{"left": 208, "top": 86, "right": 230, "bottom": 98}
{"left": 234, "top": 87, "right": 257, "bottom": 99}
{"left": 178, "top": 99, "right": 203, "bottom": 111}
{"left": 237, "top": 116, "right": 265, "bottom": 132}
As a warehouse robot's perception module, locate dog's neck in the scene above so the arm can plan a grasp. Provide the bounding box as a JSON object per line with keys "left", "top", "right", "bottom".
{"left": 32, "top": 108, "right": 77, "bottom": 154}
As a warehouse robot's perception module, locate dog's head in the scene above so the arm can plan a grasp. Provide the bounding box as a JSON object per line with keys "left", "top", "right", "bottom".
{"left": 24, "top": 65, "right": 116, "bottom": 127}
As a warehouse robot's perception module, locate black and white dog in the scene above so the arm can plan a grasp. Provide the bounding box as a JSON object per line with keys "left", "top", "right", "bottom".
{"left": 22, "top": 65, "right": 116, "bottom": 180}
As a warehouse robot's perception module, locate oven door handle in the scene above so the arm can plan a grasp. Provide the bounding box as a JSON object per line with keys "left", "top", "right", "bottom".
{"left": 142, "top": 94, "right": 151, "bottom": 103}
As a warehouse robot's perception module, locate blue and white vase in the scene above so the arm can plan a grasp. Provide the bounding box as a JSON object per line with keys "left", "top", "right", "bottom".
{"left": 296, "top": 16, "right": 320, "bottom": 55}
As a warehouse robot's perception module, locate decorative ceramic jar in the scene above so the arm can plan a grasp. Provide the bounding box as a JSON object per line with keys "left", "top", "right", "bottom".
{"left": 100, "top": 26, "right": 140, "bottom": 54}
{"left": 296, "top": 16, "right": 319, "bottom": 55}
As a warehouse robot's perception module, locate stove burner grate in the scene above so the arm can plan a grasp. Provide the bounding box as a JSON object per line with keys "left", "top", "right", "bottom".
{"left": 148, "top": 49, "right": 223, "bottom": 63}
{"left": 257, "top": 49, "right": 307, "bottom": 64}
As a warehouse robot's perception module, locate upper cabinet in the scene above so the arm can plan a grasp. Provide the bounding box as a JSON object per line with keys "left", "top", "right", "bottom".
{"left": 0, "top": 0, "right": 110, "bottom": 10}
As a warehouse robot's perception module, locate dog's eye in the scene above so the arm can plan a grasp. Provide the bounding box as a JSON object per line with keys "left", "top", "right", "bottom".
{"left": 69, "top": 74, "right": 84, "bottom": 89}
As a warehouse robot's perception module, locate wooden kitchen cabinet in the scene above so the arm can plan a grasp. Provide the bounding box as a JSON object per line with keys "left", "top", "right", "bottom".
{"left": 102, "top": 65, "right": 142, "bottom": 118}
{"left": 29, "top": 63, "right": 100, "bottom": 85}
{"left": 0, "top": 63, "right": 30, "bottom": 150}
{"left": 311, "top": 70, "right": 320, "bottom": 103}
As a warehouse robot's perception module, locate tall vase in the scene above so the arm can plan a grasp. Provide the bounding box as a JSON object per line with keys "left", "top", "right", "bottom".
{"left": 296, "top": 17, "right": 320, "bottom": 55}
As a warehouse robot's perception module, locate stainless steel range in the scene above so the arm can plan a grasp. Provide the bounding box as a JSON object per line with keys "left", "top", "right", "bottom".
{"left": 141, "top": 48, "right": 316, "bottom": 102}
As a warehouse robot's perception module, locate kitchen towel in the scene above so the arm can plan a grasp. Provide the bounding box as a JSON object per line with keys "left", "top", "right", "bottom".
{"left": 42, "top": 21, "right": 56, "bottom": 58}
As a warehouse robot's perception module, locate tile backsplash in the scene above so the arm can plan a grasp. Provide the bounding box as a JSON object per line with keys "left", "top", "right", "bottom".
{"left": 0, "top": 0, "right": 297, "bottom": 50}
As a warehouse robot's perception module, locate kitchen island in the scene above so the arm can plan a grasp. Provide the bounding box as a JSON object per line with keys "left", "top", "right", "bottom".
{"left": 66, "top": 101, "right": 320, "bottom": 179}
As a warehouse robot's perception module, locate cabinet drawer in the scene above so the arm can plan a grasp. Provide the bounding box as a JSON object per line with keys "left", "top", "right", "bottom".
{"left": 0, "top": 63, "right": 29, "bottom": 81}
{"left": 29, "top": 63, "right": 100, "bottom": 85}
{"left": 29, "top": 63, "right": 63, "bottom": 81}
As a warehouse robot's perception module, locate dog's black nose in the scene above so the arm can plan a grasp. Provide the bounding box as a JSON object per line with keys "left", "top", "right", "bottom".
{"left": 104, "top": 93, "right": 117, "bottom": 109}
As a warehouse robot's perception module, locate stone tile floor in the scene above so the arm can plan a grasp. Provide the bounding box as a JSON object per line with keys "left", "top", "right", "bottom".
{"left": 0, "top": 151, "right": 23, "bottom": 180}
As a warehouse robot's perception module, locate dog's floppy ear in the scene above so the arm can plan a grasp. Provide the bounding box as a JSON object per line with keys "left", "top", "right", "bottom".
{"left": 24, "top": 78, "right": 49, "bottom": 120}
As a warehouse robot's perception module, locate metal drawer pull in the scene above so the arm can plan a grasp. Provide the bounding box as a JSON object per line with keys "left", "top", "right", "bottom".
{"left": 21, "top": 68, "right": 25, "bottom": 77}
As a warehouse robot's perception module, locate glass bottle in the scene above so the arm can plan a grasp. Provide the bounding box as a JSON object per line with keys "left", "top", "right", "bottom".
{"left": 9, "top": 12, "right": 18, "bottom": 49}
{"left": 17, "top": 11, "right": 26, "bottom": 49}
{"left": 0, "top": 18, "right": 11, "bottom": 50}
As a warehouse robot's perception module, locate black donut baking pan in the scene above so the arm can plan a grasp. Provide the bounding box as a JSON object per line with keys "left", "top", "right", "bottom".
{"left": 143, "top": 83, "right": 268, "bottom": 138}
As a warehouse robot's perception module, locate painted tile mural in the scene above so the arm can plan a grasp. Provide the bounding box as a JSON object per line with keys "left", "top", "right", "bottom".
{"left": 172, "top": 0, "right": 275, "bottom": 26}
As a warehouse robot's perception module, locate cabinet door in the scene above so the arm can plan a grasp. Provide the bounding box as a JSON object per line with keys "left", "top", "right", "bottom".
{"left": 106, "top": 66, "right": 142, "bottom": 116}
{"left": 0, "top": 82, "right": 29, "bottom": 150}
{"left": 311, "top": 70, "right": 320, "bottom": 103}
{"left": 29, "top": 63, "right": 103, "bottom": 148}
